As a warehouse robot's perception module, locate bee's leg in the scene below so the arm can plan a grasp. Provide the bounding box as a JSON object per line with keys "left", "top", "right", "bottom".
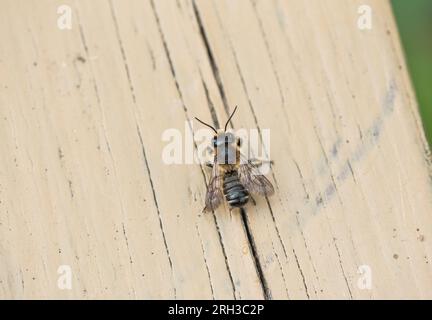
{"left": 229, "top": 207, "right": 242, "bottom": 215}
{"left": 249, "top": 195, "right": 257, "bottom": 206}
{"left": 248, "top": 158, "right": 274, "bottom": 168}
{"left": 202, "top": 145, "right": 214, "bottom": 169}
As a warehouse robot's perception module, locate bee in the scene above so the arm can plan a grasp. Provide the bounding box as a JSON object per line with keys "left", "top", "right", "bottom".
{"left": 195, "top": 106, "right": 274, "bottom": 212}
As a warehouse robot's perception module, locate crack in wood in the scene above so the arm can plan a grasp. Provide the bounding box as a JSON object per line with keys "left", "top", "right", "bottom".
{"left": 333, "top": 239, "right": 353, "bottom": 299}
{"left": 199, "top": 73, "right": 220, "bottom": 129}
{"left": 150, "top": 0, "right": 236, "bottom": 298}
{"left": 194, "top": 0, "right": 318, "bottom": 298}
{"left": 192, "top": 0, "right": 230, "bottom": 116}
{"left": 136, "top": 126, "right": 176, "bottom": 298}
{"left": 195, "top": 224, "right": 215, "bottom": 299}
{"left": 109, "top": 0, "right": 176, "bottom": 298}
{"left": 193, "top": 1, "right": 277, "bottom": 299}
{"left": 240, "top": 208, "right": 271, "bottom": 300}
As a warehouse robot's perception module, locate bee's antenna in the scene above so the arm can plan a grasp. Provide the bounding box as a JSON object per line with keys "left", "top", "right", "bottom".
{"left": 224, "top": 106, "right": 238, "bottom": 132}
{"left": 194, "top": 117, "right": 218, "bottom": 134}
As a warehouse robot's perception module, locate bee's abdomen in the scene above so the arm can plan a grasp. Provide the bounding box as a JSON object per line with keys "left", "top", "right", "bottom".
{"left": 223, "top": 171, "right": 249, "bottom": 208}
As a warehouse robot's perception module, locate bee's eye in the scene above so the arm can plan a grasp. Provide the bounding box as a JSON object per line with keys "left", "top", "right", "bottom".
{"left": 225, "top": 132, "right": 235, "bottom": 143}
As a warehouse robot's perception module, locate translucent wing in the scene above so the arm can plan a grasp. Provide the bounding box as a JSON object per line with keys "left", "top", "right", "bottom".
{"left": 238, "top": 155, "right": 275, "bottom": 196}
{"left": 204, "top": 159, "right": 224, "bottom": 212}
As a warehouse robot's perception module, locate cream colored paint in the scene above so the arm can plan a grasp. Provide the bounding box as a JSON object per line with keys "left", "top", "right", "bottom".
{"left": 0, "top": 0, "right": 431, "bottom": 299}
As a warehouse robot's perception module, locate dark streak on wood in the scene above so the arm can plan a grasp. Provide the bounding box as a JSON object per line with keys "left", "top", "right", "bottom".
{"left": 313, "top": 132, "right": 355, "bottom": 297}
{"left": 109, "top": 0, "right": 137, "bottom": 105}
{"left": 192, "top": 1, "right": 230, "bottom": 116}
{"left": 210, "top": 213, "right": 238, "bottom": 299}
{"left": 77, "top": 17, "right": 89, "bottom": 54}
{"left": 199, "top": 73, "right": 220, "bottom": 129}
{"left": 272, "top": 250, "right": 290, "bottom": 298}
{"left": 314, "top": 79, "right": 398, "bottom": 214}
{"left": 293, "top": 159, "right": 310, "bottom": 200}
{"left": 291, "top": 246, "right": 311, "bottom": 299}
{"left": 193, "top": 1, "right": 277, "bottom": 298}
{"left": 265, "top": 199, "right": 288, "bottom": 259}
{"left": 176, "top": 0, "right": 183, "bottom": 12}
{"left": 265, "top": 197, "right": 310, "bottom": 298}
{"left": 347, "top": 160, "right": 357, "bottom": 184}
{"left": 74, "top": 12, "right": 145, "bottom": 295}
{"left": 212, "top": 4, "right": 280, "bottom": 190}
{"left": 252, "top": 0, "right": 337, "bottom": 298}
{"left": 68, "top": 180, "right": 74, "bottom": 199}
{"left": 145, "top": 41, "right": 156, "bottom": 71}
{"left": 293, "top": 211, "right": 320, "bottom": 296}
{"left": 240, "top": 208, "right": 271, "bottom": 300}
{"left": 76, "top": 9, "right": 112, "bottom": 154}
{"left": 250, "top": 0, "right": 292, "bottom": 127}
{"left": 150, "top": 0, "right": 237, "bottom": 298}
{"left": 20, "top": 269, "right": 25, "bottom": 292}
{"left": 108, "top": 1, "right": 176, "bottom": 298}
{"left": 122, "top": 222, "right": 133, "bottom": 264}
{"left": 314, "top": 129, "right": 343, "bottom": 206}
{"left": 195, "top": 224, "right": 216, "bottom": 299}
{"left": 136, "top": 126, "right": 176, "bottom": 298}
{"left": 197, "top": 0, "right": 315, "bottom": 298}
{"left": 251, "top": 3, "right": 325, "bottom": 297}
{"left": 332, "top": 239, "right": 353, "bottom": 299}
{"left": 58, "top": 147, "right": 64, "bottom": 160}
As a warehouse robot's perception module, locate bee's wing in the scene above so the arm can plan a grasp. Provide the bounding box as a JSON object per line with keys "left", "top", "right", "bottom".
{"left": 204, "top": 160, "right": 224, "bottom": 212}
{"left": 238, "top": 155, "right": 275, "bottom": 196}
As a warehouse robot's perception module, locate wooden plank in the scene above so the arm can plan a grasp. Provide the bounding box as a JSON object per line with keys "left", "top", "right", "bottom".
{"left": 0, "top": 0, "right": 431, "bottom": 299}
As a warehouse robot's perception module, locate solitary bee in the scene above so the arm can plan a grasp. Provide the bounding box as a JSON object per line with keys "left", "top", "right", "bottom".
{"left": 195, "top": 106, "right": 274, "bottom": 212}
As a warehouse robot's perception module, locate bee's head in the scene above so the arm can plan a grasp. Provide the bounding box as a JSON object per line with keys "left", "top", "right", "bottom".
{"left": 212, "top": 132, "right": 236, "bottom": 148}
{"left": 195, "top": 106, "right": 239, "bottom": 148}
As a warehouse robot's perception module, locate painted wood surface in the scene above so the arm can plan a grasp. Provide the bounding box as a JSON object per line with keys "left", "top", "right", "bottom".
{"left": 0, "top": 0, "right": 431, "bottom": 299}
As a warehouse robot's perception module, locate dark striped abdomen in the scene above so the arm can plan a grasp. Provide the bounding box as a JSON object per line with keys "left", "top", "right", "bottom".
{"left": 223, "top": 171, "right": 249, "bottom": 208}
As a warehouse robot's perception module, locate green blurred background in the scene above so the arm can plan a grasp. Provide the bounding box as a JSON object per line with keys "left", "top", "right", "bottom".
{"left": 392, "top": 0, "right": 432, "bottom": 147}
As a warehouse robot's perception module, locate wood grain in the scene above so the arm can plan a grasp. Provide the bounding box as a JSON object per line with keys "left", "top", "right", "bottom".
{"left": 0, "top": 0, "right": 431, "bottom": 299}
